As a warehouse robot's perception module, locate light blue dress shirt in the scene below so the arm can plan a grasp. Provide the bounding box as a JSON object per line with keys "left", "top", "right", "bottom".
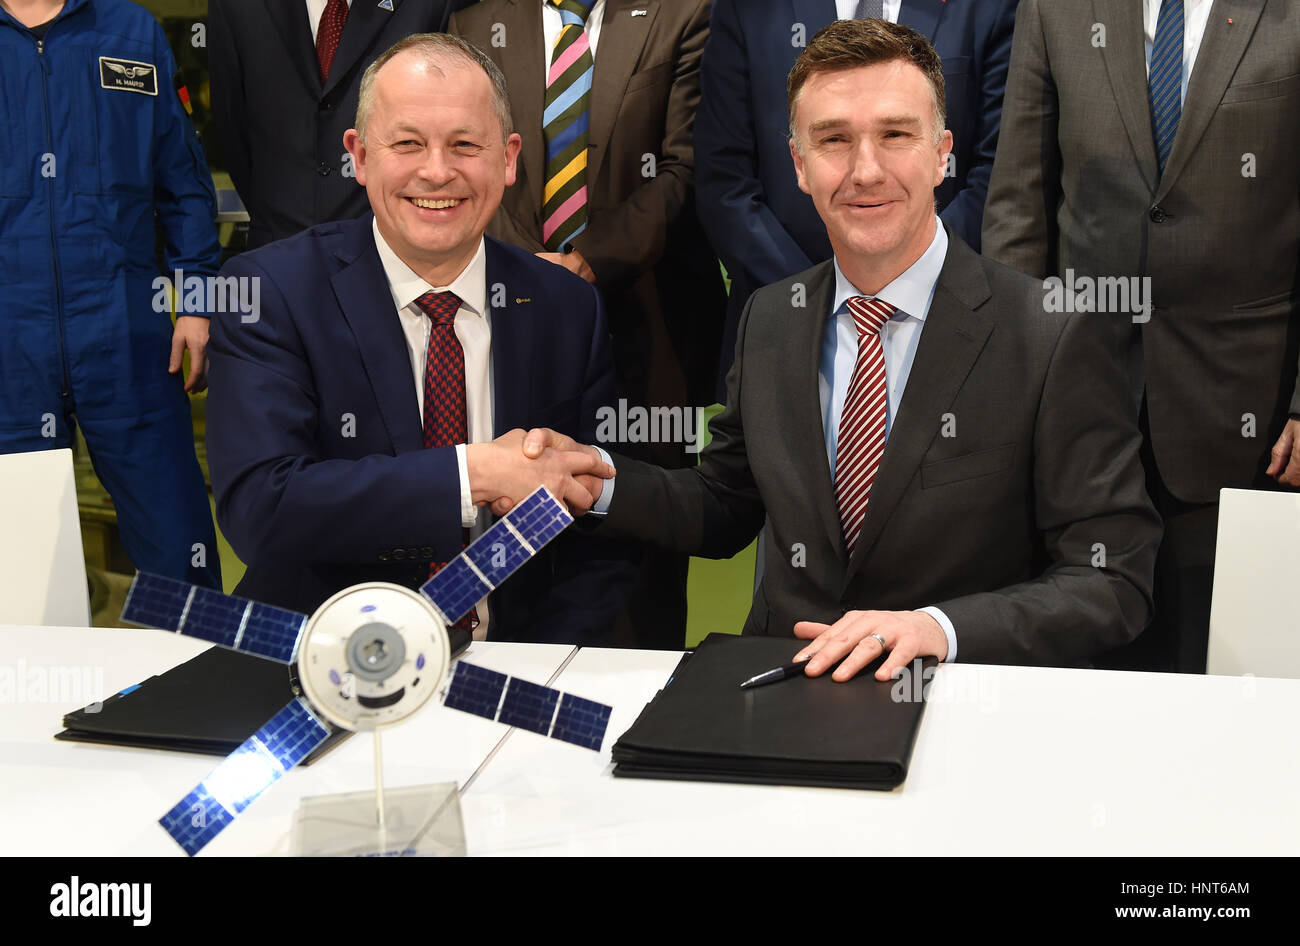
{"left": 822, "top": 219, "right": 958, "bottom": 661}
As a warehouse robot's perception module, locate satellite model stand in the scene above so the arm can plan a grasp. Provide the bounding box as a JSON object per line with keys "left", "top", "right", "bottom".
{"left": 119, "top": 488, "right": 613, "bottom": 856}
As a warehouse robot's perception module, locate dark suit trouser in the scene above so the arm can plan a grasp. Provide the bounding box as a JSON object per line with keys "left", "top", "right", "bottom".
{"left": 1098, "top": 401, "right": 1218, "bottom": 673}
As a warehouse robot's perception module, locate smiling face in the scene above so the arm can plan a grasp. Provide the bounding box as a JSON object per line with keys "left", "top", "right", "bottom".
{"left": 343, "top": 50, "right": 522, "bottom": 285}
{"left": 789, "top": 60, "right": 951, "bottom": 293}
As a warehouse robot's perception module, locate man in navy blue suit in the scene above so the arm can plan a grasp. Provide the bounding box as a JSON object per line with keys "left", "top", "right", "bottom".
{"left": 205, "top": 33, "right": 631, "bottom": 645}
{"left": 695, "top": 0, "right": 1018, "bottom": 394}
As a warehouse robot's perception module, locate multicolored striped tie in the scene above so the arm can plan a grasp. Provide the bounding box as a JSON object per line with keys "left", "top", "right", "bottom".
{"left": 542, "top": 0, "right": 595, "bottom": 251}
{"left": 1148, "top": 0, "right": 1184, "bottom": 176}
{"left": 836, "top": 297, "right": 896, "bottom": 556}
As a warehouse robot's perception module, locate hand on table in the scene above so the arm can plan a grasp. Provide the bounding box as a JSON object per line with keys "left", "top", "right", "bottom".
{"left": 793, "top": 610, "right": 949, "bottom": 682}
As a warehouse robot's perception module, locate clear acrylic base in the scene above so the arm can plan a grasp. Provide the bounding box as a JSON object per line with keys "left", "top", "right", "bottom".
{"left": 290, "top": 782, "right": 466, "bottom": 857}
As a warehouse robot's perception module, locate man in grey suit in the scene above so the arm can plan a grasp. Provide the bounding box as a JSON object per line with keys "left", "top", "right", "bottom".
{"left": 982, "top": 0, "right": 1300, "bottom": 672}
{"left": 508, "top": 20, "right": 1161, "bottom": 680}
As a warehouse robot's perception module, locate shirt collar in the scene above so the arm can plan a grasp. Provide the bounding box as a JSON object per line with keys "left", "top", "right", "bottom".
{"left": 831, "top": 217, "right": 948, "bottom": 322}
{"left": 372, "top": 217, "right": 487, "bottom": 318}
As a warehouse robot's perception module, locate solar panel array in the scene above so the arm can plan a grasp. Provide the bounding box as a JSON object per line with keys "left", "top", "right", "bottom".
{"left": 122, "top": 573, "right": 307, "bottom": 664}
{"left": 421, "top": 487, "right": 573, "bottom": 624}
{"left": 158, "top": 698, "right": 330, "bottom": 856}
{"left": 443, "top": 661, "right": 613, "bottom": 751}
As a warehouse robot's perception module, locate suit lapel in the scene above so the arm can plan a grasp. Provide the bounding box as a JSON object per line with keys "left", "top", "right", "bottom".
{"left": 485, "top": 240, "right": 535, "bottom": 435}
{"left": 267, "top": 0, "right": 323, "bottom": 97}
{"left": 322, "top": 0, "right": 402, "bottom": 99}
{"left": 897, "top": 0, "right": 948, "bottom": 42}
{"left": 842, "top": 232, "right": 994, "bottom": 589}
{"left": 1093, "top": 0, "right": 1159, "bottom": 195}
{"left": 330, "top": 218, "right": 426, "bottom": 454}
{"left": 587, "top": 0, "right": 659, "bottom": 191}
{"left": 790, "top": 263, "right": 847, "bottom": 566}
{"left": 499, "top": 0, "right": 548, "bottom": 217}
{"left": 1156, "top": 0, "right": 1262, "bottom": 200}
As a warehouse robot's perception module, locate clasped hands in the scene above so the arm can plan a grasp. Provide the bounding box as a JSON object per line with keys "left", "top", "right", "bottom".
{"left": 465, "top": 428, "right": 612, "bottom": 516}
{"left": 476, "top": 427, "right": 951, "bottom": 682}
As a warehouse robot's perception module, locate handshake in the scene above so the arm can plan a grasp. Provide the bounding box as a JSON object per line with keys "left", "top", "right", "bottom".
{"left": 466, "top": 428, "right": 607, "bottom": 517}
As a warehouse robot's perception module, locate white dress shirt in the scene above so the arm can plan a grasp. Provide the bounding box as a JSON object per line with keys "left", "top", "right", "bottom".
{"left": 305, "top": 0, "right": 352, "bottom": 45}
{"left": 373, "top": 220, "right": 494, "bottom": 636}
{"left": 1143, "top": 0, "right": 1213, "bottom": 108}
{"left": 834, "top": 0, "right": 900, "bottom": 23}
{"left": 541, "top": 0, "right": 606, "bottom": 72}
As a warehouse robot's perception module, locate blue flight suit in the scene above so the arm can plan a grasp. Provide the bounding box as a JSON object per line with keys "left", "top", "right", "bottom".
{"left": 0, "top": 0, "right": 221, "bottom": 589}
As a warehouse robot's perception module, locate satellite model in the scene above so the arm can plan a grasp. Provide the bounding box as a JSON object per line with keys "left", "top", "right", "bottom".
{"left": 119, "top": 487, "right": 612, "bottom": 856}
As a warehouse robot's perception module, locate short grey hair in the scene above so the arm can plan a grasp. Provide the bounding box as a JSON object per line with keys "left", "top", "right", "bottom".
{"left": 355, "top": 33, "right": 514, "bottom": 143}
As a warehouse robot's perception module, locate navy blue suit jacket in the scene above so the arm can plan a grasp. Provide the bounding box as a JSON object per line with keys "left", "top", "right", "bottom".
{"left": 206, "top": 215, "right": 632, "bottom": 644}
{"left": 695, "top": 0, "right": 1018, "bottom": 396}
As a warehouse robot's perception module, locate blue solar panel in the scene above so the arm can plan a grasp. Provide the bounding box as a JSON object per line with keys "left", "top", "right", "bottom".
{"left": 443, "top": 662, "right": 507, "bottom": 720}
{"left": 182, "top": 586, "right": 245, "bottom": 648}
{"left": 120, "top": 572, "right": 306, "bottom": 665}
{"left": 505, "top": 489, "right": 573, "bottom": 550}
{"left": 498, "top": 678, "right": 559, "bottom": 736}
{"left": 422, "top": 559, "right": 491, "bottom": 625}
{"left": 239, "top": 603, "right": 307, "bottom": 663}
{"left": 441, "top": 661, "right": 611, "bottom": 752}
{"left": 551, "top": 693, "right": 613, "bottom": 751}
{"left": 122, "top": 573, "right": 191, "bottom": 630}
{"left": 158, "top": 698, "right": 329, "bottom": 856}
{"left": 420, "top": 487, "right": 573, "bottom": 623}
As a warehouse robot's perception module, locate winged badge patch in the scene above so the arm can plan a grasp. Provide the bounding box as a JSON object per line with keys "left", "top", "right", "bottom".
{"left": 99, "top": 56, "right": 158, "bottom": 95}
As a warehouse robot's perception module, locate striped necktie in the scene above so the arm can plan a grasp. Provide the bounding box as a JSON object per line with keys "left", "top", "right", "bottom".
{"left": 836, "top": 297, "right": 895, "bottom": 556}
{"left": 1148, "top": 0, "right": 1184, "bottom": 176}
{"left": 542, "top": 0, "right": 595, "bottom": 251}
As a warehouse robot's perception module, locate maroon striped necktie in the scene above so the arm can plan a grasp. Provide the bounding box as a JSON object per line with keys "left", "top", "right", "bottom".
{"left": 415, "top": 290, "right": 478, "bottom": 634}
{"left": 316, "top": 0, "right": 349, "bottom": 82}
{"left": 836, "top": 296, "right": 896, "bottom": 555}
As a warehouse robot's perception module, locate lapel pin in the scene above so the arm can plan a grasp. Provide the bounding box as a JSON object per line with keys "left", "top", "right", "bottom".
{"left": 631, "top": 9, "right": 647, "bottom": 16}
{"left": 378, "top": 0, "right": 393, "bottom": 11}
{"left": 515, "top": 297, "right": 532, "bottom": 305}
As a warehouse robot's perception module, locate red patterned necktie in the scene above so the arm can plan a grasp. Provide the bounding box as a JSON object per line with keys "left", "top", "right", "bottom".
{"left": 316, "top": 0, "right": 349, "bottom": 82}
{"left": 836, "top": 296, "right": 896, "bottom": 555}
{"left": 414, "top": 291, "right": 478, "bottom": 634}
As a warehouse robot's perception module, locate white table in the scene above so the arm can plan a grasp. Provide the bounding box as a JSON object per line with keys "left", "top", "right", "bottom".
{"left": 4, "top": 626, "right": 1299, "bottom": 855}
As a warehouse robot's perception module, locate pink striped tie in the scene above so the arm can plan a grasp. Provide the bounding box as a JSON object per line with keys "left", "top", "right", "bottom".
{"left": 836, "top": 296, "right": 896, "bottom": 555}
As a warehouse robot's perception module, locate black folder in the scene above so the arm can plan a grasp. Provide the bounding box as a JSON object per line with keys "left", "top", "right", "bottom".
{"left": 611, "top": 634, "right": 933, "bottom": 790}
{"left": 55, "top": 646, "right": 348, "bottom": 764}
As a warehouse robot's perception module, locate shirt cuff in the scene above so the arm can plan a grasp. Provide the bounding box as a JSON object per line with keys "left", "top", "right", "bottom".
{"left": 917, "top": 606, "right": 957, "bottom": 663}
{"left": 589, "top": 446, "right": 615, "bottom": 516}
{"left": 455, "top": 444, "right": 477, "bottom": 527}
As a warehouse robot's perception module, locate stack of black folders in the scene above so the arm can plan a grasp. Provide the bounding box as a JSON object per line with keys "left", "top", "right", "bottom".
{"left": 612, "top": 634, "right": 935, "bottom": 790}
{"left": 56, "top": 647, "right": 349, "bottom": 764}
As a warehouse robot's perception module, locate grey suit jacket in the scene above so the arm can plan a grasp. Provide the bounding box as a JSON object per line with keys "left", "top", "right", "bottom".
{"left": 599, "top": 230, "right": 1160, "bottom": 666}
{"left": 982, "top": 0, "right": 1300, "bottom": 505}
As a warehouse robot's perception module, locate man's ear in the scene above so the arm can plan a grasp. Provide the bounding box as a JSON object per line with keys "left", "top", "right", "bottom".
{"left": 933, "top": 129, "right": 954, "bottom": 187}
{"left": 343, "top": 128, "right": 367, "bottom": 186}
{"left": 790, "top": 137, "right": 810, "bottom": 196}
{"left": 504, "top": 132, "right": 523, "bottom": 187}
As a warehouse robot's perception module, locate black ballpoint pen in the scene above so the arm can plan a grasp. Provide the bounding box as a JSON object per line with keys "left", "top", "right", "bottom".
{"left": 739, "top": 660, "right": 810, "bottom": 690}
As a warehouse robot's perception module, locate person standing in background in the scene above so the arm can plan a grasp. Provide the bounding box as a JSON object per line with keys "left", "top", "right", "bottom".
{"left": 450, "top": 0, "right": 726, "bottom": 649}
{"left": 982, "top": 0, "right": 1300, "bottom": 673}
{"left": 209, "top": 0, "right": 476, "bottom": 248}
{"left": 0, "top": 0, "right": 222, "bottom": 590}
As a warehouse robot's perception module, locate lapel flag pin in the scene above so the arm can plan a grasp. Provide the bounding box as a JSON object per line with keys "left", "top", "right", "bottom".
{"left": 379, "top": 0, "right": 394, "bottom": 10}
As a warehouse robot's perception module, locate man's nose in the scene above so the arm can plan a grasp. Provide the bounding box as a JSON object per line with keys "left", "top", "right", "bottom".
{"left": 850, "top": 138, "right": 885, "bottom": 186}
{"left": 417, "top": 146, "right": 456, "bottom": 185}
